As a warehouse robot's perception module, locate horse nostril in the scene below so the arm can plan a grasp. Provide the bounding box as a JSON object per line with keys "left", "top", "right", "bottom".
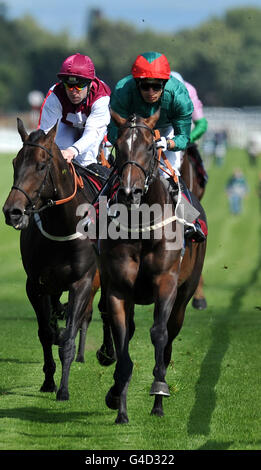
{"left": 3, "top": 205, "right": 29, "bottom": 229}
{"left": 118, "top": 186, "right": 131, "bottom": 199}
{"left": 133, "top": 188, "right": 142, "bottom": 196}
{"left": 10, "top": 208, "right": 24, "bottom": 218}
{"left": 4, "top": 207, "right": 24, "bottom": 224}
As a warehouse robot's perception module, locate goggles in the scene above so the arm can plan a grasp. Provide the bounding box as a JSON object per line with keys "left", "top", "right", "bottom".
{"left": 139, "top": 82, "right": 164, "bottom": 92}
{"left": 63, "top": 79, "right": 91, "bottom": 91}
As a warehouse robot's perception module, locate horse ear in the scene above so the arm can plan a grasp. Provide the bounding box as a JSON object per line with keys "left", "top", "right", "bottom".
{"left": 46, "top": 121, "right": 58, "bottom": 141}
{"left": 143, "top": 108, "right": 161, "bottom": 130}
{"left": 17, "top": 118, "right": 28, "bottom": 142}
{"left": 110, "top": 109, "right": 127, "bottom": 128}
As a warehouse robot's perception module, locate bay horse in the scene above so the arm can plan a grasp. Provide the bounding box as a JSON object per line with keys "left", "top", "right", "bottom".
{"left": 2, "top": 119, "right": 113, "bottom": 400}
{"left": 180, "top": 145, "right": 207, "bottom": 310}
{"left": 97, "top": 110, "right": 207, "bottom": 423}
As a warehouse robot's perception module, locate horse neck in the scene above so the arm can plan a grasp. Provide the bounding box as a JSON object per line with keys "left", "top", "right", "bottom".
{"left": 145, "top": 175, "right": 173, "bottom": 208}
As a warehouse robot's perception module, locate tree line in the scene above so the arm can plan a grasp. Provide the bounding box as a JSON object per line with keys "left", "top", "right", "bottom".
{"left": 0, "top": 3, "right": 261, "bottom": 111}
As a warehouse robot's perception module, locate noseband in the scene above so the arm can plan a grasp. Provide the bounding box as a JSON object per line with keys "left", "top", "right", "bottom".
{"left": 117, "top": 120, "right": 158, "bottom": 192}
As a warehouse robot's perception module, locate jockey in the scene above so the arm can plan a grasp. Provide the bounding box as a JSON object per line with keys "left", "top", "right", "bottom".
{"left": 171, "top": 71, "right": 208, "bottom": 187}
{"left": 107, "top": 51, "right": 206, "bottom": 242}
{"left": 38, "top": 53, "right": 111, "bottom": 169}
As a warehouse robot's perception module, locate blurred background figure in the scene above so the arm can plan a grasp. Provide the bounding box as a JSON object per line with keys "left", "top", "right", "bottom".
{"left": 247, "top": 131, "right": 261, "bottom": 166}
{"left": 27, "top": 90, "right": 44, "bottom": 129}
{"left": 214, "top": 130, "right": 228, "bottom": 166}
{"left": 226, "top": 168, "right": 248, "bottom": 215}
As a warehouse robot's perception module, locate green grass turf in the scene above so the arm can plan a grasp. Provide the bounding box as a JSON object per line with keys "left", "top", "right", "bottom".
{"left": 0, "top": 147, "right": 260, "bottom": 450}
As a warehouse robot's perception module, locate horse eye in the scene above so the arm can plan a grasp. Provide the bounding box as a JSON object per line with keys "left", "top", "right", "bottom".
{"left": 37, "top": 162, "right": 46, "bottom": 171}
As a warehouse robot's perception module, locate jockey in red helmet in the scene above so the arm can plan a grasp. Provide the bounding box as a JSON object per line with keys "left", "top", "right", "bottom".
{"left": 39, "top": 53, "right": 111, "bottom": 168}
{"left": 108, "top": 51, "right": 193, "bottom": 172}
{"left": 131, "top": 51, "right": 171, "bottom": 80}
{"left": 107, "top": 51, "right": 206, "bottom": 242}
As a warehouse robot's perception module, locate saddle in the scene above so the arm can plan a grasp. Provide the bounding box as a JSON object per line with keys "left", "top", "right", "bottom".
{"left": 73, "top": 162, "right": 113, "bottom": 201}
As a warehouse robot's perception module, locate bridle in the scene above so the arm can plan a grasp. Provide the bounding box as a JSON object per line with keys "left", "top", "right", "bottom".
{"left": 116, "top": 119, "right": 159, "bottom": 193}
{"left": 12, "top": 141, "right": 80, "bottom": 214}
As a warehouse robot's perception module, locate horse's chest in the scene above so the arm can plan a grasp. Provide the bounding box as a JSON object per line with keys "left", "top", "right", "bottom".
{"left": 31, "top": 248, "right": 92, "bottom": 293}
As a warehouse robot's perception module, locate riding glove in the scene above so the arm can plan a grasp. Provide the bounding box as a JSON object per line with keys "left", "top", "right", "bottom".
{"left": 156, "top": 137, "right": 168, "bottom": 152}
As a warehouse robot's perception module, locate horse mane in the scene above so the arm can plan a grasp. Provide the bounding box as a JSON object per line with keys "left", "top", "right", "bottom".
{"left": 127, "top": 114, "right": 137, "bottom": 125}
{"left": 127, "top": 114, "right": 146, "bottom": 126}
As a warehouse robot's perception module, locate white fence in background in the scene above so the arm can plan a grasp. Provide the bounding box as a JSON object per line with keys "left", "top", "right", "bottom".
{"left": 0, "top": 128, "right": 22, "bottom": 153}
{"left": 0, "top": 107, "right": 260, "bottom": 153}
{"left": 204, "top": 107, "right": 261, "bottom": 148}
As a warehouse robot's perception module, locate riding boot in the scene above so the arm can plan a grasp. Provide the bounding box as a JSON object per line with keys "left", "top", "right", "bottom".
{"left": 167, "top": 177, "right": 206, "bottom": 243}
{"left": 184, "top": 219, "right": 206, "bottom": 242}
{"left": 179, "top": 179, "right": 206, "bottom": 242}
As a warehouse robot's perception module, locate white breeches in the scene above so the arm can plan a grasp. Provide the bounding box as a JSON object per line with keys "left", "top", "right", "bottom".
{"left": 157, "top": 126, "right": 182, "bottom": 178}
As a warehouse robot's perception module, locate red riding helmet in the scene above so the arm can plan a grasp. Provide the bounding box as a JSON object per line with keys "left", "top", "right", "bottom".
{"left": 57, "top": 53, "right": 96, "bottom": 80}
{"left": 131, "top": 52, "right": 171, "bottom": 80}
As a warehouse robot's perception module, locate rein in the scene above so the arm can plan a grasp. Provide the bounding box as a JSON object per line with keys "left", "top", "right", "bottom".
{"left": 110, "top": 117, "right": 182, "bottom": 234}
{"left": 117, "top": 120, "right": 159, "bottom": 192}
{"left": 154, "top": 129, "right": 178, "bottom": 183}
{"left": 12, "top": 141, "right": 82, "bottom": 214}
{"left": 116, "top": 120, "right": 178, "bottom": 191}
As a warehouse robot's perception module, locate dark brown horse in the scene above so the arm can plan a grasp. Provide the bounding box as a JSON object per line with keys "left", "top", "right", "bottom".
{"left": 2, "top": 119, "right": 112, "bottom": 400}
{"left": 181, "top": 145, "right": 207, "bottom": 309}
{"left": 97, "top": 110, "right": 207, "bottom": 423}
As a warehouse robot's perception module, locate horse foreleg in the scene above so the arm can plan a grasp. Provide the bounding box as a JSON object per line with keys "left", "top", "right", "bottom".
{"left": 96, "top": 277, "right": 116, "bottom": 366}
{"left": 76, "top": 269, "right": 100, "bottom": 363}
{"left": 56, "top": 276, "right": 93, "bottom": 401}
{"left": 75, "top": 317, "right": 88, "bottom": 363}
{"left": 26, "top": 279, "right": 56, "bottom": 393}
{"left": 105, "top": 296, "right": 134, "bottom": 424}
{"left": 153, "top": 256, "right": 205, "bottom": 415}
{"left": 151, "top": 287, "right": 189, "bottom": 417}
{"left": 96, "top": 312, "right": 116, "bottom": 366}
{"left": 75, "top": 297, "right": 94, "bottom": 363}
{"left": 150, "top": 274, "right": 178, "bottom": 416}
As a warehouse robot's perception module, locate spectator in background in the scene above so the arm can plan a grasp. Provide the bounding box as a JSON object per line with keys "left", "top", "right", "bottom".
{"left": 214, "top": 130, "right": 228, "bottom": 166}
{"left": 226, "top": 168, "right": 248, "bottom": 215}
{"left": 247, "top": 132, "right": 261, "bottom": 166}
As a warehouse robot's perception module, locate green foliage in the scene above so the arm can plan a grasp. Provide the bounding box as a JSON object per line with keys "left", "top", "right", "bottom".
{"left": 0, "top": 5, "right": 261, "bottom": 109}
{"left": 0, "top": 11, "right": 76, "bottom": 110}
{"left": 87, "top": 6, "right": 261, "bottom": 106}
{"left": 0, "top": 147, "right": 261, "bottom": 450}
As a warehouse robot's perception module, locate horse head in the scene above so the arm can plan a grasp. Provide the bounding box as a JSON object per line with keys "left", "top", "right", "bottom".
{"left": 111, "top": 109, "right": 160, "bottom": 207}
{"left": 3, "top": 119, "right": 58, "bottom": 229}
